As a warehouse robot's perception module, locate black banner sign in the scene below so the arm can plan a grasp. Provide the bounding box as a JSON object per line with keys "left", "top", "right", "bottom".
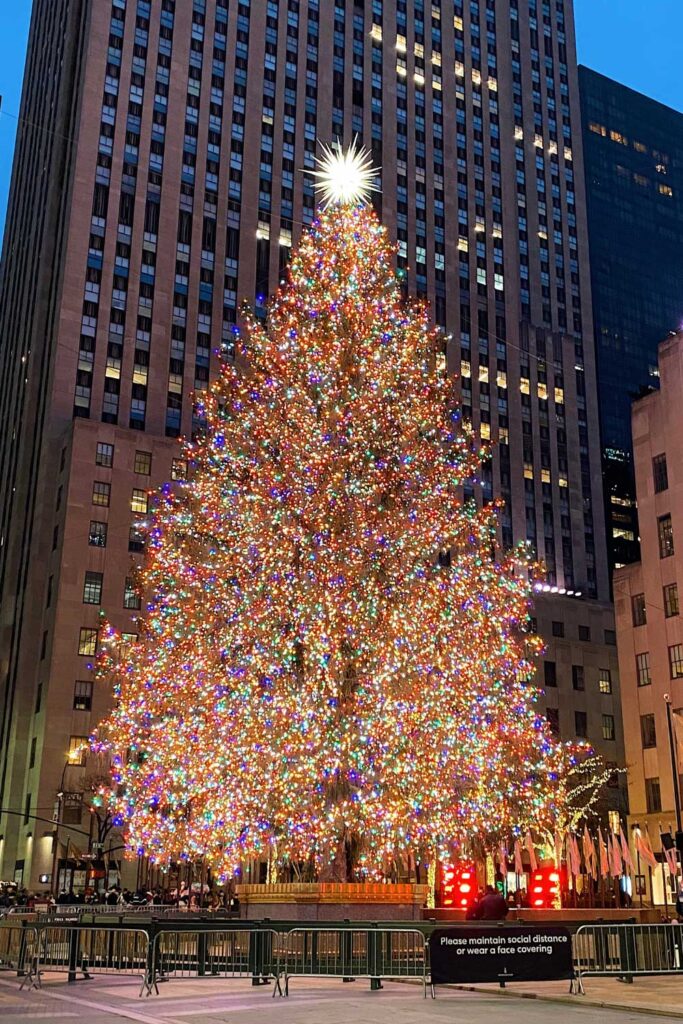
{"left": 429, "top": 926, "right": 573, "bottom": 985}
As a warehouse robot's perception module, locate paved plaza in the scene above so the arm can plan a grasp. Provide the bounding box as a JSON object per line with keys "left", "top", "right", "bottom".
{"left": 1, "top": 975, "right": 683, "bottom": 1024}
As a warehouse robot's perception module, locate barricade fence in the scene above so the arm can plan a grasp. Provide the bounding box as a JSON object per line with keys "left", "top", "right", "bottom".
{"left": 573, "top": 923, "right": 683, "bottom": 990}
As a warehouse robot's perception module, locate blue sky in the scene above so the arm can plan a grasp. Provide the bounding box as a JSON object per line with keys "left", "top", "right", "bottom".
{"left": 0, "top": 1, "right": 682, "bottom": 236}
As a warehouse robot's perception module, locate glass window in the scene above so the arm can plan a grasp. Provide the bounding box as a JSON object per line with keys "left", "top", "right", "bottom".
{"left": 95, "top": 442, "right": 114, "bottom": 467}
{"left": 82, "top": 571, "right": 103, "bottom": 605}
{"left": 669, "top": 644, "right": 683, "bottom": 678}
{"left": 640, "top": 713, "right": 656, "bottom": 748}
{"left": 89, "top": 521, "right": 107, "bottom": 547}
{"left": 134, "top": 450, "right": 152, "bottom": 475}
{"left": 578, "top": 624, "right": 591, "bottom": 641}
{"left": 546, "top": 707, "right": 559, "bottom": 736}
{"left": 602, "top": 714, "right": 615, "bottom": 741}
{"left": 131, "top": 488, "right": 148, "bottom": 514}
{"left": 599, "top": 668, "right": 612, "bottom": 694}
{"left": 73, "top": 680, "right": 93, "bottom": 711}
{"left": 78, "top": 627, "right": 98, "bottom": 656}
{"left": 171, "top": 458, "right": 187, "bottom": 480}
{"left": 645, "top": 777, "right": 662, "bottom": 814}
{"left": 575, "top": 711, "right": 587, "bottom": 738}
{"left": 571, "top": 665, "right": 584, "bottom": 691}
{"left": 604, "top": 629, "right": 616, "bottom": 645}
{"left": 636, "top": 652, "right": 651, "bottom": 686}
{"left": 123, "top": 577, "right": 141, "bottom": 610}
{"left": 664, "top": 583, "right": 679, "bottom": 618}
{"left": 121, "top": 632, "right": 138, "bottom": 644}
{"left": 653, "top": 453, "right": 668, "bottom": 493}
{"left": 62, "top": 793, "right": 83, "bottom": 825}
{"left": 544, "top": 661, "right": 557, "bottom": 687}
{"left": 551, "top": 620, "right": 564, "bottom": 637}
{"left": 68, "top": 735, "right": 88, "bottom": 766}
{"left": 129, "top": 523, "right": 145, "bottom": 552}
{"left": 659, "top": 514, "right": 674, "bottom": 558}
{"left": 92, "top": 481, "right": 111, "bottom": 507}
{"left": 631, "top": 593, "right": 646, "bottom": 626}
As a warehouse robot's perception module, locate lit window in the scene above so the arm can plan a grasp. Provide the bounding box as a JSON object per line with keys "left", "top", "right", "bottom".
{"left": 121, "top": 632, "right": 138, "bottom": 644}
{"left": 78, "top": 627, "right": 98, "bottom": 656}
{"left": 123, "top": 577, "right": 141, "bottom": 610}
{"left": 89, "top": 521, "right": 107, "bottom": 547}
{"left": 636, "top": 652, "right": 651, "bottom": 687}
{"left": 92, "top": 481, "right": 111, "bottom": 507}
{"left": 658, "top": 515, "right": 674, "bottom": 558}
{"left": 599, "top": 669, "right": 612, "bottom": 694}
{"left": 68, "top": 735, "right": 88, "bottom": 766}
{"left": 659, "top": 184, "right": 673, "bottom": 197}
{"left": 669, "top": 644, "right": 683, "bottom": 679}
{"left": 95, "top": 442, "right": 114, "bottom": 467}
{"left": 664, "top": 583, "right": 679, "bottom": 618}
{"left": 83, "top": 571, "right": 103, "bottom": 605}
{"left": 610, "top": 130, "right": 627, "bottom": 145}
{"left": 131, "top": 489, "right": 148, "bottom": 514}
{"left": 134, "top": 450, "right": 152, "bottom": 475}
{"left": 460, "top": 360, "right": 471, "bottom": 378}
{"left": 602, "top": 715, "right": 615, "bottom": 741}
{"left": 73, "top": 680, "right": 93, "bottom": 712}
{"left": 520, "top": 378, "right": 530, "bottom": 395}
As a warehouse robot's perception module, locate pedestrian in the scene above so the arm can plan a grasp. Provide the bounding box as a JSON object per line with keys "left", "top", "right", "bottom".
{"left": 468, "top": 885, "right": 509, "bottom": 921}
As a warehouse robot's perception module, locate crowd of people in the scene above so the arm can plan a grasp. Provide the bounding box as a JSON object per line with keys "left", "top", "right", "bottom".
{"left": 0, "top": 880, "right": 239, "bottom": 914}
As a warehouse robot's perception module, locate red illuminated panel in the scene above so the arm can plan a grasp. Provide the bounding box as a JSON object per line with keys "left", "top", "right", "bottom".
{"left": 530, "top": 867, "right": 563, "bottom": 909}
{"left": 441, "top": 863, "right": 476, "bottom": 908}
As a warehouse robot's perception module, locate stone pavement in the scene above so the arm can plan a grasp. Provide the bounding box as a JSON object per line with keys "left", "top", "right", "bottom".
{"left": 0, "top": 974, "right": 682, "bottom": 1024}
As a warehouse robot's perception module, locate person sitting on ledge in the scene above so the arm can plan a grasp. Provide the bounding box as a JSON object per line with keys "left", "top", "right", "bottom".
{"left": 467, "top": 885, "right": 509, "bottom": 921}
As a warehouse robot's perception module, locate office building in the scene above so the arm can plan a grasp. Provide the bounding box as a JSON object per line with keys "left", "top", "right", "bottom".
{"left": 579, "top": 67, "right": 683, "bottom": 572}
{"left": 615, "top": 332, "right": 683, "bottom": 904}
{"left": 0, "top": 0, "right": 623, "bottom": 890}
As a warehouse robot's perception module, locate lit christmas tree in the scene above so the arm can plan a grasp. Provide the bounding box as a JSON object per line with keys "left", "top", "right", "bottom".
{"left": 94, "top": 144, "right": 580, "bottom": 881}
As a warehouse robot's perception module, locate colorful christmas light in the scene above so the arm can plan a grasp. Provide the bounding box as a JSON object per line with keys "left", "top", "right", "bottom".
{"left": 93, "top": 194, "right": 596, "bottom": 880}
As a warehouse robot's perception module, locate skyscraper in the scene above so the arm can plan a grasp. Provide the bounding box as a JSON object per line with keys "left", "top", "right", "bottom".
{"left": 0, "top": 0, "right": 623, "bottom": 890}
{"left": 579, "top": 67, "right": 683, "bottom": 573}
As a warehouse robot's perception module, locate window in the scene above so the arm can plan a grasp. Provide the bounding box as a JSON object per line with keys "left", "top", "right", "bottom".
{"left": 78, "top": 627, "right": 98, "bottom": 656}
{"left": 134, "top": 450, "right": 152, "bottom": 475}
{"left": 640, "top": 713, "right": 656, "bottom": 748}
{"left": 131, "top": 488, "right": 148, "bottom": 514}
{"left": 92, "top": 481, "right": 111, "bottom": 507}
{"left": 669, "top": 644, "right": 683, "bottom": 678}
{"left": 68, "top": 735, "right": 88, "bottom": 766}
{"left": 95, "top": 442, "right": 114, "bottom": 467}
{"left": 123, "top": 577, "right": 141, "bottom": 610}
{"left": 62, "top": 793, "right": 83, "bottom": 826}
{"left": 544, "top": 661, "right": 557, "bottom": 687}
{"left": 171, "top": 458, "right": 187, "bottom": 480}
{"left": 546, "top": 707, "right": 559, "bottom": 736}
{"left": 631, "top": 593, "right": 646, "bottom": 626}
{"left": 89, "top": 521, "right": 107, "bottom": 547}
{"left": 645, "top": 777, "right": 662, "bottom": 814}
{"left": 29, "top": 737, "right": 36, "bottom": 769}
{"left": 34, "top": 683, "right": 42, "bottom": 715}
{"left": 572, "top": 665, "right": 584, "bottom": 691}
{"left": 73, "top": 680, "right": 93, "bottom": 711}
{"left": 82, "top": 571, "right": 103, "bottom": 605}
{"left": 599, "top": 668, "right": 613, "bottom": 694}
{"left": 653, "top": 453, "right": 668, "bottom": 493}
{"left": 578, "top": 624, "right": 591, "bottom": 642}
{"left": 24, "top": 793, "right": 31, "bottom": 825}
{"left": 659, "top": 514, "right": 674, "bottom": 558}
{"left": 664, "top": 583, "right": 679, "bottom": 618}
{"left": 121, "top": 632, "right": 138, "bottom": 644}
{"left": 551, "top": 620, "right": 564, "bottom": 637}
{"left": 604, "top": 629, "right": 616, "bottom": 645}
{"left": 575, "top": 711, "right": 587, "bottom": 738}
{"left": 602, "top": 714, "right": 615, "bottom": 741}
{"left": 129, "top": 523, "right": 145, "bottom": 552}
{"left": 636, "top": 651, "right": 651, "bottom": 686}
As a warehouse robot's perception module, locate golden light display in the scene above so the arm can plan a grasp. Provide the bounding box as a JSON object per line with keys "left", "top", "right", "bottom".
{"left": 93, "top": 191, "right": 594, "bottom": 881}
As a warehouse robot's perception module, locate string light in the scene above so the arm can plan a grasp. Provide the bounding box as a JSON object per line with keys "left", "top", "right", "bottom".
{"left": 93, "top": 195, "right": 597, "bottom": 880}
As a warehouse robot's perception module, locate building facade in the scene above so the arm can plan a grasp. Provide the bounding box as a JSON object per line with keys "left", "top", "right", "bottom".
{"left": 579, "top": 67, "right": 683, "bottom": 573}
{"left": 615, "top": 332, "right": 683, "bottom": 904}
{"left": 0, "top": 0, "right": 623, "bottom": 890}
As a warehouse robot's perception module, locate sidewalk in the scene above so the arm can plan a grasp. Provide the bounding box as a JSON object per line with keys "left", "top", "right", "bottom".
{"left": 445, "top": 975, "right": 683, "bottom": 1018}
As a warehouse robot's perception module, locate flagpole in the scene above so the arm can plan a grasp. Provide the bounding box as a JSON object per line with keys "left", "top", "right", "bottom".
{"left": 664, "top": 695, "right": 683, "bottom": 833}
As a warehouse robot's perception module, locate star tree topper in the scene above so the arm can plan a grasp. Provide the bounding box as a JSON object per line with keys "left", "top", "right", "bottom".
{"left": 310, "top": 138, "right": 381, "bottom": 208}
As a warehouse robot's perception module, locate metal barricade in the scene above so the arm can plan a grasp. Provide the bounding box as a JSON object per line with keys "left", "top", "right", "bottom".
{"left": 33, "top": 925, "right": 150, "bottom": 992}
{"left": 148, "top": 928, "right": 284, "bottom": 997}
{"left": 280, "top": 927, "right": 429, "bottom": 996}
{"left": 573, "top": 923, "right": 683, "bottom": 991}
{"left": 0, "top": 922, "right": 37, "bottom": 975}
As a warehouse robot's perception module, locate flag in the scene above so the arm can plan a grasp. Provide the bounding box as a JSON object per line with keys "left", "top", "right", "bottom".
{"left": 498, "top": 842, "right": 508, "bottom": 877}
{"left": 598, "top": 827, "right": 609, "bottom": 878}
{"left": 609, "top": 833, "right": 622, "bottom": 877}
{"left": 583, "top": 825, "right": 597, "bottom": 879}
{"left": 514, "top": 839, "right": 524, "bottom": 876}
{"left": 634, "top": 828, "right": 658, "bottom": 870}
{"left": 567, "top": 832, "right": 580, "bottom": 877}
{"left": 620, "top": 830, "right": 635, "bottom": 873}
{"left": 554, "top": 830, "right": 564, "bottom": 870}
{"left": 663, "top": 844, "right": 679, "bottom": 879}
{"left": 525, "top": 831, "right": 538, "bottom": 873}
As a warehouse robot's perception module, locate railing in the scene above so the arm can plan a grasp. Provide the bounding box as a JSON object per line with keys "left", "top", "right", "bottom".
{"left": 278, "top": 927, "right": 429, "bottom": 996}
{"left": 148, "top": 928, "right": 284, "bottom": 995}
{"left": 0, "top": 922, "right": 38, "bottom": 975}
{"left": 573, "top": 923, "right": 683, "bottom": 992}
{"left": 28, "top": 925, "right": 151, "bottom": 993}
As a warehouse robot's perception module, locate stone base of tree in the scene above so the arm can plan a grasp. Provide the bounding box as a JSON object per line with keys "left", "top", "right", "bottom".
{"left": 235, "top": 882, "right": 429, "bottom": 920}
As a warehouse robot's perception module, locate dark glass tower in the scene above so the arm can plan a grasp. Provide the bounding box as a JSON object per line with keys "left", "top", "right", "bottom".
{"left": 579, "top": 66, "right": 683, "bottom": 571}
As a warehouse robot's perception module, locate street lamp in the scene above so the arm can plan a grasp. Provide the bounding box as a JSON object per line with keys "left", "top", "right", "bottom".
{"left": 50, "top": 756, "right": 80, "bottom": 896}
{"left": 663, "top": 694, "right": 683, "bottom": 867}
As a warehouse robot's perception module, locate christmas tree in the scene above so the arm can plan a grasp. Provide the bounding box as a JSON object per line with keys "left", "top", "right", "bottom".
{"left": 94, "top": 144, "right": 574, "bottom": 881}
